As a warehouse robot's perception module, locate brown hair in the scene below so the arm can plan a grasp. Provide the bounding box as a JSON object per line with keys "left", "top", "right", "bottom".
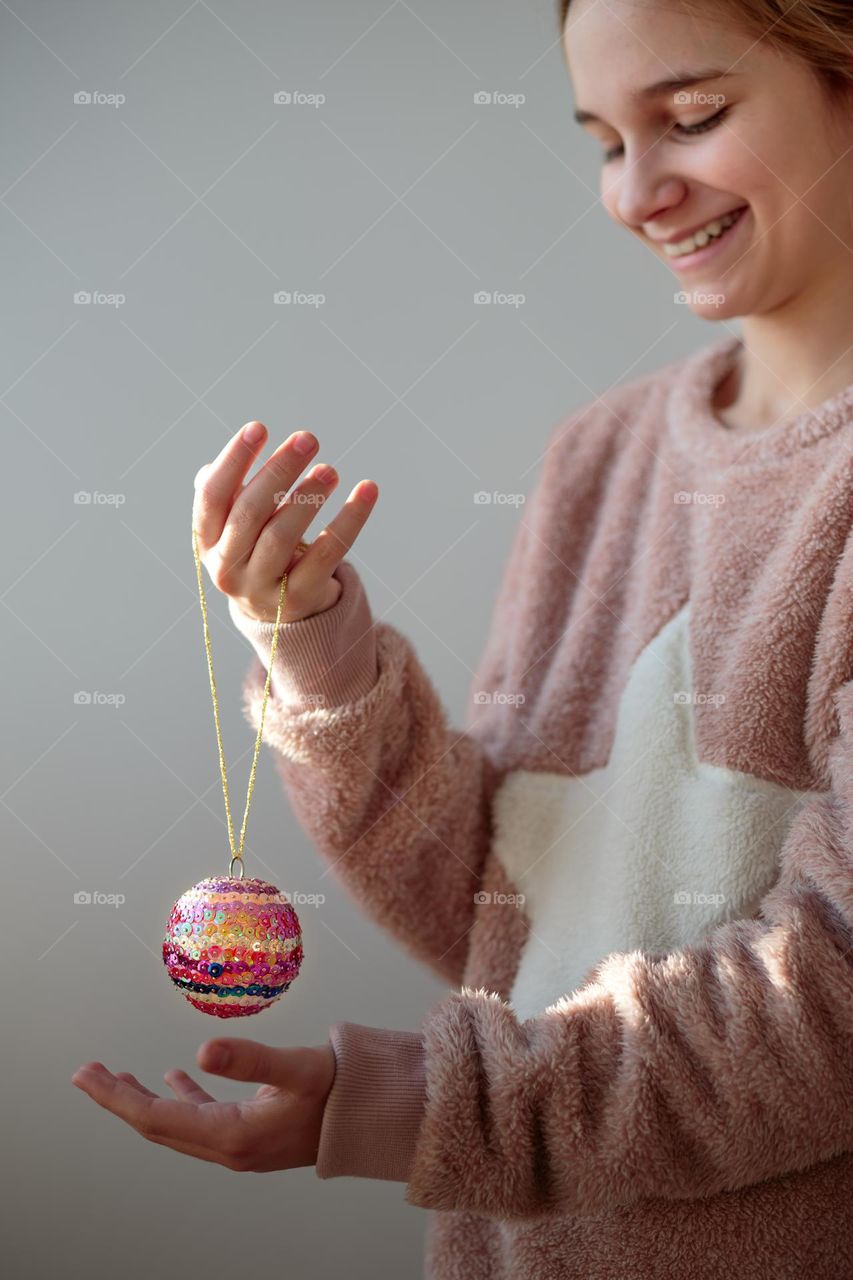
{"left": 558, "top": 0, "right": 853, "bottom": 109}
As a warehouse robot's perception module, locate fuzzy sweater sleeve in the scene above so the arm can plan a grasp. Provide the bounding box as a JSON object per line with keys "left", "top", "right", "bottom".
{"left": 226, "top": 543, "right": 526, "bottom": 987}
{"left": 313, "top": 675, "right": 853, "bottom": 1212}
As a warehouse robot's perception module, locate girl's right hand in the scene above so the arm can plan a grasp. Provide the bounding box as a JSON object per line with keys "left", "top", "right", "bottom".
{"left": 192, "top": 422, "right": 379, "bottom": 624}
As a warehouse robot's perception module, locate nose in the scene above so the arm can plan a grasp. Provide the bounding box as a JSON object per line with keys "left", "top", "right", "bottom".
{"left": 605, "top": 148, "right": 686, "bottom": 233}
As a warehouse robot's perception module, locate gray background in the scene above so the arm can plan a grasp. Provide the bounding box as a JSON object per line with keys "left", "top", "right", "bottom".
{"left": 2, "top": 2, "right": 721, "bottom": 1276}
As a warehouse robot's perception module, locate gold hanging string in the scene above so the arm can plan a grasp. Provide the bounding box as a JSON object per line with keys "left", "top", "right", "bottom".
{"left": 191, "top": 526, "right": 307, "bottom": 878}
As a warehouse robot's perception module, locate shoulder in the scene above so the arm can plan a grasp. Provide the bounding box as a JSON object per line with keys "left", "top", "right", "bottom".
{"left": 537, "top": 347, "right": 692, "bottom": 483}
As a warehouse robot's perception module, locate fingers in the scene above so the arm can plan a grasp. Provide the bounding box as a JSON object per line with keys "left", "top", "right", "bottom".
{"left": 79, "top": 1066, "right": 211, "bottom": 1106}
{"left": 249, "top": 462, "right": 338, "bottom": 579}
{"left": 280, "top": 478, "right": 378, "bottom": 591}
{"left": 193, "top": 422, "right": 379, "bottom": 623}
{"left": 113, "top": 1066, "right": 217, "bottom": 1104}
{"left": 212, "top": 432, "right": 321, "bottom": 589}
{"left": 115, "top": 1071, "right": 158, "bottom": 1098}
{"left": 192, "top": 422, "right": 271, "bottom": 551}
{"left": 163, "top": 1069, "right": 216, "bottom": 1104}
{"left": 71, "top": 1064, "right": 242, "bottom": 1156}
{"left": 197, "top": 1038, "right": 324, "bottom": 1094}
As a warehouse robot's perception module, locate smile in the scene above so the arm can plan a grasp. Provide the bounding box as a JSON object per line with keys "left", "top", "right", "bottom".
{"left": 655, "top": 206, "right": 742, "bottom": 258}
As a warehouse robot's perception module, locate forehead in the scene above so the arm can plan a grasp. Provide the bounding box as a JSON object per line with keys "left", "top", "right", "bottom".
{"left": 565, "top": 0, "right": 753, "bottom": 110}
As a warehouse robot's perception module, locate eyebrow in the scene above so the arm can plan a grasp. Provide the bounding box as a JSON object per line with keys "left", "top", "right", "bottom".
{"left": 573, "top": 68, "right": 740, "bottom": 126}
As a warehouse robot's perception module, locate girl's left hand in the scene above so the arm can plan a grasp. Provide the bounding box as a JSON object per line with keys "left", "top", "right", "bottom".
{"left": 71, "top": 1038, "right": 336, "bottom": 1172}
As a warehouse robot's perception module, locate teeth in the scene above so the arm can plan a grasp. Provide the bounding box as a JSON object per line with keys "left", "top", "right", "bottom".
{"left": 663, "top": 208, "right": 744, "bottom": 257}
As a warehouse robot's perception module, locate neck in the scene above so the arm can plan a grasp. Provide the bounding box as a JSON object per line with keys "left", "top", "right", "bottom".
{"left": 716, "top": 273, "right": 853, "bottom": 430}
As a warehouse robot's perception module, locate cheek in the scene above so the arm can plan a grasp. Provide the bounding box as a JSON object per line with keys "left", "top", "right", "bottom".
{"left": 689, "top": 133, "right": 757, "bottom": 202}
{"left": 708, "top": 114, "right": 798, "bottom": 204}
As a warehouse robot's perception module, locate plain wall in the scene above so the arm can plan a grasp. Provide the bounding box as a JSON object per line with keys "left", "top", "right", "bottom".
{"left": 1, "top": 2, "right": 723, "bottom": 1276}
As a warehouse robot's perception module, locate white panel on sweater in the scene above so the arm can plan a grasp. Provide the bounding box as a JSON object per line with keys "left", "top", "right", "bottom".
{"left": 492, "top": 601, "right": 812, "bottom": 1023}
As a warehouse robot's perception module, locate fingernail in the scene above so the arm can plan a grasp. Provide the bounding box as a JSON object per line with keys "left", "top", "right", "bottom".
{"left": 205, "top": 1044, "right": 229, "bottom": 1070}
{"left": 243, "top": 422, "right": 265, "bottom": 444}
{"left": 292, "top": 432, "right": 315, "bottom": 455}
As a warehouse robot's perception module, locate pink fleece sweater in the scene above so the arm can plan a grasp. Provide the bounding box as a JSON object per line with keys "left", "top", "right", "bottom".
{"left": 227, "top": 332, "right": 853, "bottom": 1278}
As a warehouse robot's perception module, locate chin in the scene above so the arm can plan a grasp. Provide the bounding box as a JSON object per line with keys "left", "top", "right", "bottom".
{"left": 675, "top": 286, "right": 742, "bottom": 320}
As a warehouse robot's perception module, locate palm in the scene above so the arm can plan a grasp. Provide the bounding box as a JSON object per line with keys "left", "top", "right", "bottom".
{"left": 71, "top": 1040, "right": 335, "bottom": 1173}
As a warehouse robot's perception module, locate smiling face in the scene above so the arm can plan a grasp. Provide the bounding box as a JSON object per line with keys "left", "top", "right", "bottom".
{"left": 565, "top": 0, "right": 853, "bottom": 319}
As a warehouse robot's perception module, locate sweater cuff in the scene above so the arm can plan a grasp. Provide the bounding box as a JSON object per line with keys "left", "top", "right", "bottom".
{"left": 227, "top": 558, "right": 378, "bottom": 710}
{"left": 315, "top": 1021, "right": 428, "bottom": 1183}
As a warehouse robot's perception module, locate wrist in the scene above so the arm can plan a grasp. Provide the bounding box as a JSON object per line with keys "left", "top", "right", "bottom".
{"left": 233, "top": 574, "right": 342, "bottom": 626}
{"left": 307, "top": 1043, "right": 337, "bottom": 1166}
{"left": 227, "top": 560, "right": 379, "bottom": 709}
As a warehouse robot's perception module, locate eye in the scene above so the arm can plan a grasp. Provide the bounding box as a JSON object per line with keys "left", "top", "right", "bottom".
{"left": 600, "top": 104, "right": 731, "bottom": 164}
{"left": 674, "top": 103, "right": 731, "bottom": 139}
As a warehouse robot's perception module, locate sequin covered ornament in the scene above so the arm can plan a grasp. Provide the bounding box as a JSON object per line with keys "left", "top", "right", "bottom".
{"left": 163, "top": 876, "right": 303, "bottom": 1017}
{"left": 163, "top": 527, "right": 310, "bottom": 1016}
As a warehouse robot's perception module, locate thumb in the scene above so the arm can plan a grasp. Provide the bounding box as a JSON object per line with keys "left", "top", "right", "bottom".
{"left": 197, "top": 1037, "right": 323, "bottom": 1091}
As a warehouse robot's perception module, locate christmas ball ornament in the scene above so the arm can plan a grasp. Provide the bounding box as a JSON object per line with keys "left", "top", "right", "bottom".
{"left": 162, "top": 528, "right": 312, "bottom": 1016}
{"left": 163, "top": 874, "right": 303, "bottom": 1018}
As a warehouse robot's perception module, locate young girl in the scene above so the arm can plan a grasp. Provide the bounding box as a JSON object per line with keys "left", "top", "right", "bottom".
{"left": 73, "top": 0, "right": 853, "bottom": 1274}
